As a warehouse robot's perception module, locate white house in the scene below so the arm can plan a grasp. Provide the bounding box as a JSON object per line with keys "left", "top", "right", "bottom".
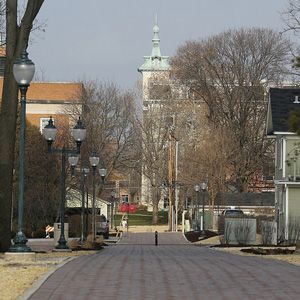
{"left": 66, "top": 189, "right": 111, "bottom": 219}
{"left": 267, "top": 87, "right": 300, "bottom": 242}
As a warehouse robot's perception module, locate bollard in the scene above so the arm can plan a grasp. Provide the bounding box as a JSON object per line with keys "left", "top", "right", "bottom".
{"left": 155, "top": 231, "right": 158, "bottom": 246}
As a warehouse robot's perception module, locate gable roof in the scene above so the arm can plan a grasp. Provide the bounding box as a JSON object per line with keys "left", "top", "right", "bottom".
{"left": 66, "top": 189, "right": 111, "bottom": 207}
{"left": 267, "top": 87, "right": 300, "bottom": 135}
{"left": 217, "top": 192, "right": 275, "bottom": 207}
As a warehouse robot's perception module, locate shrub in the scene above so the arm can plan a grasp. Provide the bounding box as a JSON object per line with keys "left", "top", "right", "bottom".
{"left": 260, "top": 221, "right": 277, "bottom": 245}
{"left": 288, "top": 217, "right": 300, "bottom": 245}
{"left": 234, "top": 219, "right": 253, "bottom": 245}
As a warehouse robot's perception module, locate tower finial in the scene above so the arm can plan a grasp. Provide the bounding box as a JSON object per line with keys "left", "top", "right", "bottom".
{"left": 138, "top": 15, "right": 170, "bottom": 72}
{"left": 151, "top": 14, "right": 161, "bottom": 58}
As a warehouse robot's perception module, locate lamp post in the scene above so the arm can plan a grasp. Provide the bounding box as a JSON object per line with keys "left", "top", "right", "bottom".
{"left": 194, "top": 184, "right": 200, "bottom": 232}
{"left": 9, "top": 50, "right": 35, "bottom": 253}
{"left": 200, "top": 182, "right": 207, "bottom": 234}
{"left": 68, "top": 155, "right": 79, "bottom": 176}
{"left": 43, "top": 116, "right": 86, "bottom": 250}
{"left": 89, "top": 152, "right": 100, "bottom": 242}
{"left": 111, "top": 190, "right": 116, "bottom": 229}
{"left": 80, "top": 166, "right": 89, "bottom": 243}
{"left": 90, "top": 168, "right": 107, "bottom": 241}
{"left": 85, "top": 185, "right": 89, "bottom": 238}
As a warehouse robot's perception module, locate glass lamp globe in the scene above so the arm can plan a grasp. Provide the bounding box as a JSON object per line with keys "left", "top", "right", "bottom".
{"left": 42, "top": 117, "right": 57, "bottom": 142}
{"left": 72, "top": 117, "right": 86, "bottom": 142}
{"left": 99, "top": 168, "right": 107, "bottom": 178}
{"left": 13, "top": 50, "right": 35, "bottom": 86}
{"left": 89, "top": 153, "right": 100, "bottom": 167}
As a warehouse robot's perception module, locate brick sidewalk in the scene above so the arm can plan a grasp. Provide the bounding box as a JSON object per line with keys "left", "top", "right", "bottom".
{"left": 28, "top": 233, "right": 300, "bottom": 300}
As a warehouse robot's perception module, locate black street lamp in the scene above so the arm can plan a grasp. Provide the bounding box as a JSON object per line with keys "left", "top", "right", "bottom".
{"left": 9, "top": 50, "right": 35, "bottom": 253}
{"left": 90, "top": 162, "right": 107, "bottom": 241}
{"left": 200, "top": 182, "right": 207, "bottom": 234}
{"left": 195, "top": 182, "right": 207, "bottom": 234}
{"left": 43, "top": 116, "right": 86, "bottom": 250}
{"left": 85, "top": 184, "right": 89, "bottom": 238}
{"left": 111, "top": 190, "right": 117, "bottom": 229}
{"left": 194, "top": 184, "right": 200, "bottom": 231}
{"left": 80, "top": 166, "right": 89, "bottom": 243}
{"left": 89, "top": 152, "right": 100, "bottom": 242}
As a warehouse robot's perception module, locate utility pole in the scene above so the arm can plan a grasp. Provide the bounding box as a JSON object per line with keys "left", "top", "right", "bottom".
{"left": 168, "top": 124, "right": 175, "bottom": 231}
{"left": 175, "top": 140, "right": 179, "bottom": 232}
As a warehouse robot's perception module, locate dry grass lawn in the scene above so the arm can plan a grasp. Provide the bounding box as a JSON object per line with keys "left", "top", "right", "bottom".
{"left": 0, "top": 263, "right": 49, "bottom": 300}
{"left": 0, "top": 251, "right": 97, "bottom": 300}
{"left": 197, "top": 235, "right": 300, "bottom": 267}
{"left": 213, "top": 246, "right": 300, "bottom": 266}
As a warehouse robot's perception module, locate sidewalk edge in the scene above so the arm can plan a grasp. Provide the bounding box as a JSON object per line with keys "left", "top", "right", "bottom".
{"left": 18, "top": 256, "right": 76, "bottom": 300}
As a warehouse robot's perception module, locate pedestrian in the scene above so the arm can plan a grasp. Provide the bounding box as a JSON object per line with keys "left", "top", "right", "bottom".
{"left": 122, "top": 219, "right": 127, "bottom": 228}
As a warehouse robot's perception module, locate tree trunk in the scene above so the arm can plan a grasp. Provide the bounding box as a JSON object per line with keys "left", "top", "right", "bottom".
{"left": 0, "top": 75, "right": 18, "bottom": 251}
{"left": 0, "top": 0, "right": 44, "bottom": 252}
{"left": 296, "top": 240, "right": 300, "bottom": 254}
{"left": 152, "top": 200, "right": 159, "bottom": 225}
{"left": 152, "top": 187, "right": 160, "bottom": 225}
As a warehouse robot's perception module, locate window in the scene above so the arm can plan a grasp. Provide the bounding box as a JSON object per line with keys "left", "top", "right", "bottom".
{"left": 121, "top": 195, "right": 129, "bottom": 203}
{"left": 40, "top": 117, "right": 54, "bottom": 133}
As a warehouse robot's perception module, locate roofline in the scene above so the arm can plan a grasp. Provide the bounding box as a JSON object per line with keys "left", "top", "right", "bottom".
{"left": 137, "top": 68, "right": 170, "bottom": 73}
{"left": 275, "top": 180, "right": 300, "bottom": 185}
{"left": 32, "top": 81, "right": 83, "bottom": 85}
{"left": 272, "top": 131, "right": 296, "bottom": 135}
{"left": 67, "top": 188, "right": 111, "bottom": 204}
{"left": 27, "top": 100, "right": 81, "bottom": 104}
{"left": 266, "top": 96, "right": 273, "bottom": 135}
{"left": 216, "top": 205, "right": 275, "bottom": 209}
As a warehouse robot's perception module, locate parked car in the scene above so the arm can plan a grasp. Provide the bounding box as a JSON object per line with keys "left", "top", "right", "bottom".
{"left": 221, "top": 209, "right": 244, "bottom": 218}
{"left": 218, "top": 209, "right": 244, "bottom": 234}
{"left": 96, "top": 214, "right": 109, "bottom": 239}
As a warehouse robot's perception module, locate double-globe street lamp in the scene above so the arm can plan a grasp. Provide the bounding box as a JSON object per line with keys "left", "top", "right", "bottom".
{"left": 9, "top": 50, "right": 35, "bottom": 252}
{"left": 43, "top": 116, "right": 86, "bottom": 250}
{"left": 89, "top": 151, "right": 107, "bottom": 242}
{"left": 194, "top": 182, "right": 208, "bottom": 234}
{"left": 194, "top": 184, "right": 200, "bottom": 231}
{"left": 110, "top": 190, "right": 117, "bottom": 229}
{"left": 80, "top": 165, "right": 89, "bottom": 243}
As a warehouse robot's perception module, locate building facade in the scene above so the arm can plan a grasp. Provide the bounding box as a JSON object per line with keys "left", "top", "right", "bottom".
{"left": 267, "top": 87, "right": 300, "bottom": 242}
{"left": 138, "top": 18, "right": 171, "bottom": 210}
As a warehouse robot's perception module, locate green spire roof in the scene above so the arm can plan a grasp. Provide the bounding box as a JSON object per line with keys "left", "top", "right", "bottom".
{"left": 138, "top": 16, "right": 170, "bottom": 72}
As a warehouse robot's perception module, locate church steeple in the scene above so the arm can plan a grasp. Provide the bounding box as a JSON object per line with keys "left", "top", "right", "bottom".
{"left": 151, "top": 14, "right": 161, "bottom": 58}
{"left": 138, "top": 15, "right": 170, "bottom": 72}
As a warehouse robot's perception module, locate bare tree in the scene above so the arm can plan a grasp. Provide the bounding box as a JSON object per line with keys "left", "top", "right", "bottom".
{"left": 282, "top": 0, "right": 300, "bottom": 34}
{"left": 0, "top": 1, "right": 5, "bottom": 44}
{"left": 66, "top": 80, "right": 139, "bottom": 196}
{"left": 14, "top": 121, "right": 60, "bottom": 235}
{"left": 0, "top": 0, "right": 45, "bottom": 252}
{"left": 137, "top": 72, "right": 211, "bottom": 223}
{"left": 137, "top": 99, "right": 169, "bottom": 223}
{"left": 172, "top": 28, "right": 291, "bottom": 192}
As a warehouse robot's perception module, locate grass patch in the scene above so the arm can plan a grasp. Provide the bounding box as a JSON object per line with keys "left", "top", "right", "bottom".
{"left": 115, "top": 210, "right": 168, "bottom": 226}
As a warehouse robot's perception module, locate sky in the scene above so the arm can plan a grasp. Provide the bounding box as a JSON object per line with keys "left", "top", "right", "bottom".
{"left": 28, "top": 0, "right": 291, "bottom": 90}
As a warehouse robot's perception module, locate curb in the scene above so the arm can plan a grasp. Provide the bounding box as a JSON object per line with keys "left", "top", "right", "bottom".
{"left": 182, "top": 232, "right": 192, "bottom": 244}
{"left": 18, "top": 256, "right": 76, "bottom": 300}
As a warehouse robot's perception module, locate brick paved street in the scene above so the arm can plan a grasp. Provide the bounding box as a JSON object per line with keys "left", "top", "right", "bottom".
{"left": 28, "top": 232, "right": 300, "bottom": 300}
